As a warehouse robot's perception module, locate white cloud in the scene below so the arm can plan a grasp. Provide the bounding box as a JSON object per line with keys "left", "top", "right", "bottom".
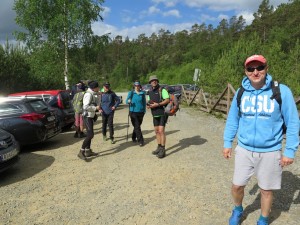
{"left": 162, "top": 9, "right": 181, "bottom": 18}
{"left": 151, "top": 0, "right": 179, "bottom": 7}
{"left": 148, "top": 6, "right": 161, "bottom": 15}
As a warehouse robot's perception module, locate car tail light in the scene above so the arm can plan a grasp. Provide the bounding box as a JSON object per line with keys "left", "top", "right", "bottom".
{"left": 20, "top": 113, "right": 45, "bottom": 121}
{"left": 57, "top": 94, "right": 64, "bottom": 109}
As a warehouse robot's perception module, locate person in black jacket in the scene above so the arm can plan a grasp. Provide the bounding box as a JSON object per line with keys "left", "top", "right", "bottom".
{"left": 147, "top": 75, "right": 170, "bottom": 158}
{"left": 99, "top": 82, "right": 121, "bottom": 144}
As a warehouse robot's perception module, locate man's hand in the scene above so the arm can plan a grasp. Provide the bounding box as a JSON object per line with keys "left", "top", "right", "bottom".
{"left": 280, "top": 156, "right": 294, "bottom": 167}
{"left": 223, "top": 148, "right": 232, "bottom": 159}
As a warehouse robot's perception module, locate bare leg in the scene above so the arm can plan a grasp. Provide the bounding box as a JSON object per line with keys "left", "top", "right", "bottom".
{"left": 231, "top": 184, "right": 245, "bottom": 206}
{"left": 260, "top": 189, "right": 273, "bottom": 217}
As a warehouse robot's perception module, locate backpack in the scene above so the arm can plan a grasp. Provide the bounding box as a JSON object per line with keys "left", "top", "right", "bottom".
{"left": 236, "top": 80, "right": 286, "bottom": 132}
{"left": 72, "top": 91, "right": 86, "bottom": 113}
{"left": 159, "top": 87, "right": 180, "bottom": 116}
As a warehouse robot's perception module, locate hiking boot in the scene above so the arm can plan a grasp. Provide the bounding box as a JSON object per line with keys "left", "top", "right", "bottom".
{"left": 74, "top": 132, "right": 79, "bottom": 138}
{"left": 85, "top": 149, "right": 99, "bottom": 157}
{"left": 152, "top": 146, "right": 161, "bottom": 155}
{"left": 157, "top": 148, "right": 166, "bottom": 158}
{"left": 103, "top": 135, "right": 107, "bottom": 141}
{"left": 79, "top": 132, "right": 86, "bottom": 138}
{"left": 229, "top": 209, "right": 243, "bottom": 225}
{"left": 257, "top": 220, "right": 268, "bottom": 225}
{"left": 77, "top": 150, "right": 86, "bottom": 160}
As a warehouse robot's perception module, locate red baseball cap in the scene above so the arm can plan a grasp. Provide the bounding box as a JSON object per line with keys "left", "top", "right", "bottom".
{"left": 244, "top": 55, "right": 267, "bottom": 66}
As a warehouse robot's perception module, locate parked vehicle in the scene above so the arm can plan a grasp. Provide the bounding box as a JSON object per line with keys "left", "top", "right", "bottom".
{"left": 0, "top": 97, "right": 61, "bottom": 146}
{"left": 141, "top": 84, "right": 152, "bottom": 95}
{"left": 9, "top": 90, "right": 75, "bottom": 129}
{"left": 0, "top": 128, "right": 20, "bottom": 173}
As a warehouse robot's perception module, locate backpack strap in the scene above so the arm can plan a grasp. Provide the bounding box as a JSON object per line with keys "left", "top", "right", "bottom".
{"left": 270, "top": 81, "right": 282, "bottom": 110}
{"left": 236, "top": 86, "right": 245, "bottom": 115}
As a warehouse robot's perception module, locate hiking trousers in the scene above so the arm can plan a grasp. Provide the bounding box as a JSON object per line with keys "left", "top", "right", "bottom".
{"left": 102, "top": 112, "right": 114, "bottom": 140}
{"left": 82, "top": 117, "right": 94, "bottom": 149}
{"left": 130, "top": 112, "right": 145, "bottom": 143}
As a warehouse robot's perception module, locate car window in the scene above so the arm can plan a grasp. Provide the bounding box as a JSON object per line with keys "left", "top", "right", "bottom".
{"left": 0, "top": 102, "right": 27, "bottom": 115}
{"left": 29, "top": 100, "right": 49, "bottom": 112}
{"left": 60, "top": 91, "right": 72, "bottom": 109}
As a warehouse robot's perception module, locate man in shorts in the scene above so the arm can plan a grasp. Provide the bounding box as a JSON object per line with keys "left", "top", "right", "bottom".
{"left": 147, "top": 75, "right": 170, "bottom": 158}
{"left": 223, "top": 55, "right": 299, "bottom": 225}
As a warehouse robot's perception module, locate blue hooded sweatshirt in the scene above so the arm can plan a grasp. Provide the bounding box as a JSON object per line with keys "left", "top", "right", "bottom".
{"left": 223, "top": 74, "right": 299, "bottom": 158}
{"left": 125, "top": 90, "right": 146, "bottom": 113}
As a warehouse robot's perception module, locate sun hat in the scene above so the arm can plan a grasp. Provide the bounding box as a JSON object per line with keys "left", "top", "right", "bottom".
{"left": 148, "top": 75, "right": 159, "bottom": 84}
{"left": 244, "top": 55, "right": 267, "bottom": 66}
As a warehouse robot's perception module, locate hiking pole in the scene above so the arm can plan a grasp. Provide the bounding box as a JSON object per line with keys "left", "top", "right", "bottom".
{"left": 126, "top": 102, "right": 131, "bottom": 142}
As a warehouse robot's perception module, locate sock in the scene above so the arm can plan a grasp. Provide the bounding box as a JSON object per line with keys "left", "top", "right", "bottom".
{"left": 161, "top": 145, "right": 165, "bottom": 149}
{"left": 258, "top": 215, "right": 268, "bottom": 223}
{"left": 234, "top": 205, "right": 243, "bottom": 212}
{"left": 158, "top": 144, "right": 162, "bottom": 147}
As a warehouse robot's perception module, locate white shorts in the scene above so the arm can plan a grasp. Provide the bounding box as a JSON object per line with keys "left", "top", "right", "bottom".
{"left": 233, "top": 145, "right": 282, "bottom": 190}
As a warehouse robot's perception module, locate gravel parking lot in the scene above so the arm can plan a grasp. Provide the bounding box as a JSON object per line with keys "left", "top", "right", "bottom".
{"left": 0, "top": 102, "right": 299, "bottom": 225}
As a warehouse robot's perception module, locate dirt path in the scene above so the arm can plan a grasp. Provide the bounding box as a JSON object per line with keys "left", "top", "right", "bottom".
{"left": 0, "top": 103, "right": 299, "bottom": 225}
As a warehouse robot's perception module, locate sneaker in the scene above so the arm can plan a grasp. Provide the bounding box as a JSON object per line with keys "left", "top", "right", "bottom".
{"left": 111, "top": 139, "right": 116, "bottom": 144}
{"left": 229, "top": 209, "right": 243, "bottom": 225}
{"left": 139, "top": 142, "right": 144, "bottom": 147}
{"left": 152, "top": 146, "right": 161, "bottom": 155}
{"left": 85, "top": 149, "right": 99, "bottom": 157}
{"left": 157, "top": 148, "right": 166, "bottom": 158}
{"left": 74, "top": 132, "right": 79, "bottom": 138}
{"left": 103, "top": 135, "right": 107, "bottom": 141}
{"left": 77, "top": 150, "right": 86, "bottom": 160}
{"left": 257, "top": 220, "right": 268, "bottom": 225}
{"left": 79, "top": 132, "right": 86, "bottom": 138}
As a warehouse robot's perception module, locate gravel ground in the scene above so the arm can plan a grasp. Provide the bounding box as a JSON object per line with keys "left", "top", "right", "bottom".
{"left": 0, "top": 101, "right": 299, "bottom": 225}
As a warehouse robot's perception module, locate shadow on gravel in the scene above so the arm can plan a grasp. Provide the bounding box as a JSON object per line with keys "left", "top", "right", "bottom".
{"left": 0, "top": 153, "right": 54, "bottom": 187}
{"left": 96, "top": 130, "right": 180, "bottom": 157}
{"left": 21, "top": 132, "right": 82, "bottom": 152}
{"left": 240, "top": 171, "right": 300, "bottom": 224}
{"left": 166, "top": 135, "right": 207, "bottom": 156}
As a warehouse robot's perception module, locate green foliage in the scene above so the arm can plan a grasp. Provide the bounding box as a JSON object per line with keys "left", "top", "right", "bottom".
{"left": 3, "top": 0, "right": 300, "bottom": 97}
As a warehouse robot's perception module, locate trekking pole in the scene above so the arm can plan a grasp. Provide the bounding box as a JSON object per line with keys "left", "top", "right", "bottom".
{"left": 126, "top": 102, "right": 131, "bottom": 142}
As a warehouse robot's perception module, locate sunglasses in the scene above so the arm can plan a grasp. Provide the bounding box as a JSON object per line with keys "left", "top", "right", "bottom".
{"left": 246, "top": 65, "right": 266, "bottom": 72}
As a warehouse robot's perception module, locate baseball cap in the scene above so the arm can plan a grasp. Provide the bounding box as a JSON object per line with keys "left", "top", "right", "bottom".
{"left": 244, "top": 55, "right": 267, "bottom": 66}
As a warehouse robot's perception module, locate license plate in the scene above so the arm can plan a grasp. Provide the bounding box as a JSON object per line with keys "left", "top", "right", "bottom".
{"left": 0, "top": 148, "right": 18, "bottom": 161}
{"left": 47, "top": 116, "right": 55, "bottom": 122}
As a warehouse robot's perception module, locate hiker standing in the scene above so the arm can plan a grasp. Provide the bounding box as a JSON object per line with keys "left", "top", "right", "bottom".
{"left": 147, "top": 75, "right": 170, "bottom": 158}
{"left": 72, "top": 81, "right": 87, "bottom": 138}
{"left": 125, "top": 81, "right": 146, "bottom": 146}
{"left": 78, "top": 80, "right": 100, "bottom": 160}
{"left": 99, "top": 82, "right": 121, "bottom": 144}
{"left": 223, "top": 55, "right": 299, "bottom": 225}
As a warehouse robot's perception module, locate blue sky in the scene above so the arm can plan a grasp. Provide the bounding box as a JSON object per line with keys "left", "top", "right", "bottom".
{"left": 0, "top": 0, "right": 290, "bottom": 44}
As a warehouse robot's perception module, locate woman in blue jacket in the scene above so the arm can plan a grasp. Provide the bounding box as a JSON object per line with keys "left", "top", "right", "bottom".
{"left": 126, "top": 81, "right": 146, "bottom": 146}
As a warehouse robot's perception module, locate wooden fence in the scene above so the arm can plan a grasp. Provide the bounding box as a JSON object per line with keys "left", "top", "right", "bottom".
{"left": 181, "top": 83, "right": 300, "bottom": 118}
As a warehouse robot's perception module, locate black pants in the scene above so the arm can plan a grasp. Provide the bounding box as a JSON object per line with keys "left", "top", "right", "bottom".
{"left": 130, "top": 112, "right": 145, "bottom": 143}
{"left": 102, "top": 112, "right": 114, "bottom": 140}
{"left": 82, "top": 117, "right": 94, "bottom": 149}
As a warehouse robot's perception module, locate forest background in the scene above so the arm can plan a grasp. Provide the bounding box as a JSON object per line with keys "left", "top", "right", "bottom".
{"left": 1, "top": 0, "right": 300, "bottom": 97}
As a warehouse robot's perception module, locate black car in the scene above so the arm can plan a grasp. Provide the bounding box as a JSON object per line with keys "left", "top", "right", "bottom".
{"left": 9, "top": 90, "right": 75, "bottom": 129}
{"left": 0, "top": 128, "right": 20, "bottom": 173}
{"left": 0, "top": 97, "right": 61, "bottom": 146}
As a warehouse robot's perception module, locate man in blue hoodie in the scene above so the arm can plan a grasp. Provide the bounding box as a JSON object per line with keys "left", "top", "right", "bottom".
{"left": 223, "top": 55, "right": 299, "bottom": 225}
